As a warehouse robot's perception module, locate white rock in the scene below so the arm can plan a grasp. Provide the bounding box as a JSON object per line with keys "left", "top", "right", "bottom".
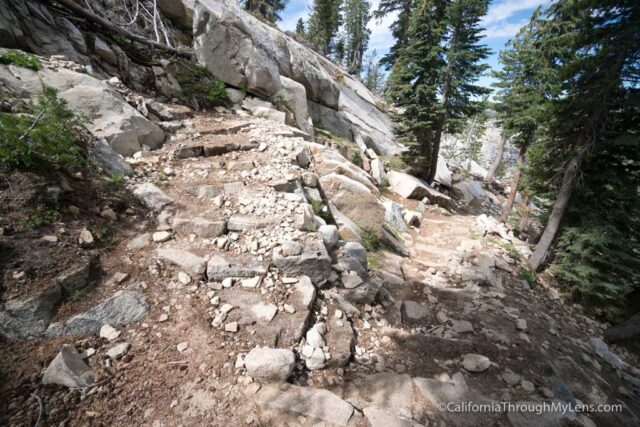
{"left": 99, "top": 324, "right": 121, "bottom": 341}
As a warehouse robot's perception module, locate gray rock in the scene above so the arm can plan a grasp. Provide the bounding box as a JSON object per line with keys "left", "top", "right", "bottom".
{"left": 402, "top": 301, "right": 431, "bottom": 322}
{"left": 434, "top": 157, "right": 452, "bottom": 187}
{"left": 293, "top": 276, "right": 316, "bottom": 309}
{"left": 383, "top": 200, "right": 407, "bottom": 232}
{"left": 589, "top": 337, "right": 623, "bottom": 370}
{"left": 45, "top": 291, "right": 148, "bottom": 337}
{"left": 127, "top": 233, "right": 151, "bottom": 250}
{"left": 320, "top": 173, "right": 385, "bottom": 238}
{"left": 452, "top": 180, "right": 487, "bottom": 208}
{"left": 42, "top": 345, "right": 95, "bottom": 388}
{"left": 0, "top": 286, "right": 61, "bottom": 339}
{"left": 272, "top": 237, "right": 332, "bottom": 286}
{"left": 157, "top": 248, "right": 206, "bottom": 277}
{"left": 244, "top": 347, "right": 295, "bottom": 382}
{"left": 133, "top": 183, "right": 174, "bottom": 211}
{"left": 255, "top": 383, "right": 354, "bottom": 426}
{"left": 172, "top": 217, "right": 226, "bottom": 238}
{"left": 387, "top": 171, "right": 452, "bottom": 207}
{"left": 250, "top": 302, "right": 278, "bottom": 322}
{"left": 335, "top": 242, "right": 369, "bottom": 279}
{"left": 227, "top": 215, "right": 276, "bottom": 231}
{"left": 463, "top": 354, "right": 491, "bottom": 373}
{"left": 157, "top": 0, "right": 195, "bottom": 28}
{"left": 363, "top": 407, "right": 417, "bottom": 427}
{"left": 55, "top": 260, "right": 92, "bottom": 295}
{"left": 206, "top": 254, "right": 267, "bottom": 281}
{"left": 319, "top": 225, "right": 339, "bottom": 249}
{"left": 305, "top": 347, "right": 326, "bottom": 370}
{"left": 281, "top": 241, "right": 303, "bottom": 257}
{"left": 106, "top": 342, "right": 130, "bottom": 359}
{"left": 88, "top": 138, "right": 133, "bottom": 176}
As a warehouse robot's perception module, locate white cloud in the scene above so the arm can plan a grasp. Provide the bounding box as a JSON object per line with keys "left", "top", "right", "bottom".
{"left": 482, "top": 20, "right": 528, "bottom": 39}
{"left": 482, "top": 0, "right": 549, "bottom": 25}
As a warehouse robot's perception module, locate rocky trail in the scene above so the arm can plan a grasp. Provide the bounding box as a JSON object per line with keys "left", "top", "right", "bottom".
{"left": 1, "top": 106, "right": 639, "bottom": 427}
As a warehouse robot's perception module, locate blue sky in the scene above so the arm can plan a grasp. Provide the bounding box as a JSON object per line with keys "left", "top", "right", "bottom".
{"left": 280, "top": 0, "right": 551, "bottom": 90}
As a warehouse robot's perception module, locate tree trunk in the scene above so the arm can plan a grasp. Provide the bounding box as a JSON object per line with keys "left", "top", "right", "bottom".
{"left": 48, "top": 0, "right": 189, "bottom": 55}
{"left": 485, "top": 133, "right": 507, "bottom": 183}
{"left": 518, "top": 194, "right": 531, "bottom": 232}
{"left": 604, "top": 314, "right": 640, "bottom": 344}
{"left": 501, "top": 142, "right": 528, "bottom": 221}
{"left": 527, "top": 152, "right": 583, "bottom": 271}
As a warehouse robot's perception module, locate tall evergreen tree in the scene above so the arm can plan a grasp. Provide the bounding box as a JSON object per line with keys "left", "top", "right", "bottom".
{"left": 343, "top": 0, "right": 371, "bottom": 75}
{"left": 363, "top": 50, "right": 386, "bottom": 93}
{"left": 387, "top": 0, "right": 490, "bottom": 182}
{"left": 295, "top": 18, "right": 306, "bottom": 36}
{"left": 527, "top": 0, "right": 640, "bottom": 275}
{"left": 242, "top": 0, "right": 288, "bottom": 23}
{"left": 373, "top": 0, "right": 414, "bottom": 69}
{"left": 307, "top": 0, "right": 343, "bottom": 55}
{"left": 492, "top": 8, "right": 557, "bottom": 220}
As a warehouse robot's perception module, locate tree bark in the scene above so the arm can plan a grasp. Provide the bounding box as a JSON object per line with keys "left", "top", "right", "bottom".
{"left": 527, "top": 152, "right": 583, "bottom": 271}
{"left": 48, "top": 0, "right": 190, "bottom": 56}
{"left": 427, "top": 30, "right": 456, "bottom": 184}
{"left": 485, "top": 133, "right": 507, "bottom": 183}
{"left": 501, "top": 142, "right": 528, "bottom": 221}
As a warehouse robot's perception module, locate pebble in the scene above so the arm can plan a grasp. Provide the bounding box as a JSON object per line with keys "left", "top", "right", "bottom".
{"left": 177, "top": 342, "right": 189, "bottom": 353}
{"left": 521, "top": 379, "right": 535, "bottom": 392}
{"left": 79, "top": 228, "right": 94, "bottom": 247}
{"left": 462, "top": 354, "right": 491, "bottom": 373}
{"left": 516, "top": 319, "right": 528, "bottom": 332}
{"left": 178, "top": 271, "right": 192, "bottom": 285}
{"left": 106, "top": 343, "right": 130, "bottom": 359}
{"left": 153, "top": 231, "right": 172, "bottom": 243}
{"left": 158, "top": 314, "right": 169, "bottom": 322}
{"left": 99, "top": 324, "right": 121, "bottom": 341}
{"left": 225, "top": 322, "right": 239, "bottom": 332}
{"left": 435, "top": 311, "right": 448, "bottom": 324}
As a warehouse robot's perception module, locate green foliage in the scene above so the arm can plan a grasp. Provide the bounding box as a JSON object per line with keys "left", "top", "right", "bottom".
{"left": 0, "top": 86, "right": 83, "bottom": 171}
{"left": 296, "top": 18, "right": 306, "bottom": 36}
{"left": 519, "top": 269, "right": 536, "bottom": 287}
{"left": 386, "top": 0, "right": 490, "bottom": 181}
{"left": 351, "top": 151, "right": 363, "bottom": 167}
{"left": 373, "top": 0, "right": 413, "bottom": 69}
{"left": 173, "top": 62, "right": 228, "bottom": 110}
{"left": 0, "top": 51, "right": 40, "bottom": 70}
{"left": 23, "top": 203, "right": 61, "bottom": 229}
{"left": 386, "top": 155, "right": 407, "bottom": 171}
{"left": 361, "top": 229, "right": 381, "bottom": 251}
{"left": 362, "top": 50, "right": 386, "bottom": 93}
{"left": 441, "top": 109, "right": 488, "bottom": 167}
{"left": 309, "top": 198, "right": 322, "bottom": 214}
{"left": 106, "top": 174, "right": 125, "bottom": 190}
{"left": 307, "top": 0, "right": 343, "bottom": 55}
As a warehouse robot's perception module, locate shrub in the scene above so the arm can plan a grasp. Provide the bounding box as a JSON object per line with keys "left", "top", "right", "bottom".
{"left": 0, "top": 51, "right": 40, "bottom": 70}
{"left": 0, "top": 86, "right": 83, "bottom": 171}
{"left": 173, "top": 61, "right": 228, "bottom": 109}
{"left": 23, "top": 203, "right": 61, "bottom": 229}
{"left": 361, "top": 229, "right": 381, "bottom": 251}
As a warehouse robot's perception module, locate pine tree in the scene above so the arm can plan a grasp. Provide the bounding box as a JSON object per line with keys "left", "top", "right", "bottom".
{"left": 492, "top": 8, "right": 557, "bottom": 220}
{"left": 363, "top": 50, "right": 385, "bottom": 93}
{"left": 307, "top": 0, "right": 343, "bottom": 55}
{"left": 373, "top": 0, "right": 414, "bottom": 69}
{"left": 343, "top": 0, "right": 371, "bottom": 75}
{"left": 527, "top": 0, "right": 640, "bottom": 275}
{"left": 295, "top": 18, "right": 306, "bottom": 36}
{"left": 387, "top": 0, "right": 490, "bottom": 181}
{"left": 242, "top": 0, "right": 288, "bottom": 23}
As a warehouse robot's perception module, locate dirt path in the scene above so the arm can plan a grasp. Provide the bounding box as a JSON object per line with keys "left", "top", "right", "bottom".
{"left": 1, "top": 109, "right": 639, "bottom": 427}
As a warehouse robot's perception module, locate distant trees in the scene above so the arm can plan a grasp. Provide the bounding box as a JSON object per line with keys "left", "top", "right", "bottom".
{"left": 386, "top": 0, "right": 490, "bottom": 182}
{"left": 242, "top": 0, "right": 288, "bottom": 23}
{"left": 295, "top": 18, "right": 306, "bottom": 36}
{"left": 363, "top": 50, "right": 385, "bottom": 93}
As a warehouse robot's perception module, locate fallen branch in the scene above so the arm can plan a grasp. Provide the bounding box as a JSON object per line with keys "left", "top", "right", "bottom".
{"left": 48, "top": 0, "right": 190, "bottom": 56}
{"left": 29, "top": 392, "right": 44, "bottom": 427}
{"left": 19, "top": 108, "right": 47, "bottom": 142}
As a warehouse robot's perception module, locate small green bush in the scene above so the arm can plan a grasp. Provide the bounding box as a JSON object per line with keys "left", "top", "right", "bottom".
{"left": 106, "top": 174, "right": 125, "bottom": 190}
{"left": 23, "top": 203, "right": 61, "bottom": 229}
{"left": 0, "top": 86, "right": 83, "bottom": 171}
{"left": 361, "top": 229, "right": 381, "bottom": 251}
{"left": 174, "top": 61, "right": 228, "bottom": 109}
{"left": 0, "top": 51, "right": 40, "bottom": 70}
